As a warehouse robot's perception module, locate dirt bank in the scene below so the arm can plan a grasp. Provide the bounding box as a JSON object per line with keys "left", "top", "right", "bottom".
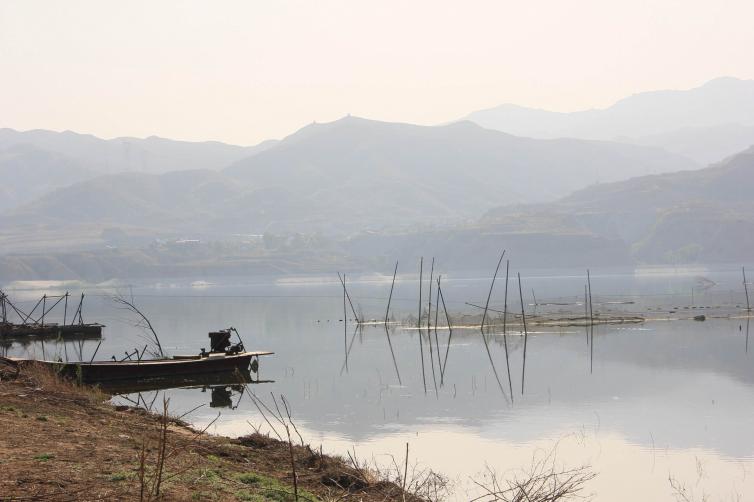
{"left": 0, "top": 363, "right": 416, "bottom": 501}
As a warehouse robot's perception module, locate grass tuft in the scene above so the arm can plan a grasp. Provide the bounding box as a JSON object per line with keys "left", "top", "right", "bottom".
{"left": 236, "top": 472, "right": 321, "bottom": 502}
{"left": 108, "top": 472, "right": 130, "bottom": 482}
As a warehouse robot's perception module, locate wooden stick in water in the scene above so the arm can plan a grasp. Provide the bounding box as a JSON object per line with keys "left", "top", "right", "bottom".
{"left": 584, "top": 284, "right": 589, "bottom": 345}
{"left": 502, "top": 260, "right": 513, "bottom": 401}
{"left": 418, "top": 257, "right": 423, "bottom": 329}
{"left": 342, "top": 273, "right": 348, "bottom": 371}
{"left": 385, "top": 261, "right": 398, "bottom": 324}
{"left": 480, "top": 251, "right": 509, "bottom": 401}
{"left": 465, "top": 302, "right": 506, "bottom": 315}
{"left": 519, "top": 272, "right": 529, "bottom": 395}
{"left": 337, "top": 272, "right": 360, "bottom": 323}
{"left": 587, "top": 270, "right": 594, "bottom": 373}
{"left": 428, "top": 257, "right": 434, "bottom": 333}
{"left": 439, "top": 278, "right": 453, "bottom": 384}
{"left": 744, "top": 266, "right": 751, "bottom": 312}
{"left": 482, "top": 251, "right": 505, "bottom": 330}
{"left": 418, "top": 257, "right": 427, "bottom": 394}
{"left": 434, "top": 276, "right": 442, "bottom": 375}
{"left": 587, "top": 269, "right": 594, "bottom": 324}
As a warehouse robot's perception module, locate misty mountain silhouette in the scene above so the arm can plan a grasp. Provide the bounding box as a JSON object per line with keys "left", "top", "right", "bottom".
{"left": 464, "top": 77, "right": 754, "bottom": 164}
{"left": 482, "top": 145, "right": 754, "bottom": 263}
{"left": 6, "top": 116, "right": 695, "bottom": 237}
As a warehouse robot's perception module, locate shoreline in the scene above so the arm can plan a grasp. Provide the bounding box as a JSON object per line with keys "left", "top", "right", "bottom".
{"left": 0, "top": 364, "right": 420, "bottom": 501}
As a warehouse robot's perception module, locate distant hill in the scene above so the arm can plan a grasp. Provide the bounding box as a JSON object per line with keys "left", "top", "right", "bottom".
{"left": 630, "top": 123, "right": 754, "bottom": 166}
{"left": 463, "top": 77, "right": 754, "bottom": 164}
{"left": 6, "top": 169, "right": 247, "bottom": 232}
{"left": 0, "top": 144, "right": 97, "bottom": 211}
{"left": 2, "top": 116, "right": 696, "bottom": 255}
{"left": 222, "top": 116, "right": 695, "bottom": 233}
{"left": 0, "top": 127, "right": 275, "bottom": 175}
{"left": 3, "top": 145, "right": 752, "bottom": 279}
{"left": 482, "top": 146, "right": 754, "bottom": 264}
{"left": 0, "top": 128, "right": 276, "bottom": 213}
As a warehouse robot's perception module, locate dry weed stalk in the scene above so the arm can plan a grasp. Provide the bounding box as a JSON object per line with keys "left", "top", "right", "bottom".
{"left": 244, "top": 388, "right": 303, "bottom": 500}
{"left": 470, "top": 448, "right": 595, "bottom": 502}
{"left": 136, "top": 396, "right": 221, "bottom": 501}
{"left": 112, "top": 294, "right": 165, "bottom": 358}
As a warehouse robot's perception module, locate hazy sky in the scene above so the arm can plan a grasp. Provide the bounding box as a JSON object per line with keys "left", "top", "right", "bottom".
{"left": 2, "top": 0, "right": 753, "bottom": 145}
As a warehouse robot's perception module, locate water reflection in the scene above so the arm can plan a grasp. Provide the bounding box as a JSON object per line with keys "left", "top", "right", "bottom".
{"left": 3, "top": 266, "right": 754, "bottom": 500}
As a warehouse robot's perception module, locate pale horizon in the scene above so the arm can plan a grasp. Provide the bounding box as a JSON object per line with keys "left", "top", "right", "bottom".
{"left": 2, "top": 0, "right": 754, "bottom": 145}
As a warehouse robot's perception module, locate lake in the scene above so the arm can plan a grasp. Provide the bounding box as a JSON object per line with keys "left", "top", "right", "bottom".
{"left": 3, "top": 264, "right": 753, "bottom": 501}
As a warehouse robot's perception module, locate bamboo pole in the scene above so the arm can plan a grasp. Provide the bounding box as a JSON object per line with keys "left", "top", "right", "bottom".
{"left": 482, "top": 251, "right": 505, "bottom": 330}
{"left": 337, "top": 272, "right": 360, "bottom": 323}
{"left": 744, "top": 267, "right": 750, "bottom": 312}
{"left": 428, "top": 258, "right": 434, "bottom": 333}
{"left": 587, "top": 270, "right": 594, "bottom": 325}
{"left": 434, "top": 276, "right": 442, "bottom": 375}
{"left": 587, "top": 270, "right": 594, "bottom": 373}
{"left": 418, "top": 257, "right": 423, "bottom": 329}
{"left": 418, "top": 257, "right": 426, "bottom": 394}
{"left": 584, "top": 285, "right": 589, "bottom": 345}
{"left": 502, "top": 260, "right": 513, "bottom": 400}
{"left": 480, "top": 251, "right": 509, "bottom": 401}
{"left": 519, "top": 272, "right": 529, "bottom": 395}
{"left": 384, "top": 261, "right": 398, "bottom": 324}
{"left": 438, "top": 278, "right": 453, "bottom": 384}
{"left": 342, "top": 273, "right": 348, "bottom": 371}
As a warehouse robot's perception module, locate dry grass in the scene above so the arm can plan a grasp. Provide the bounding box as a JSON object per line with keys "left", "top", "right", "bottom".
{"left": 0, "top": 364, "right": 422, "bottom": 501}
{"left": 470, "top": 448, "right": 595, "bottom": 502}
{"left": 19, "top": 360, "right": 107, "bottom": 402}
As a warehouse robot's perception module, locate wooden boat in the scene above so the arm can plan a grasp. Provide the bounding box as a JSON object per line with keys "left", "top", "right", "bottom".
{"left": 12, "top": 351, "right": 273, "bottom": 384}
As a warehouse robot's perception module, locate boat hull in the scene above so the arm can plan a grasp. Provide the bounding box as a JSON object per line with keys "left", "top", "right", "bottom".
{"left": 18, "top": 351, "right": 271, "bottom": 384}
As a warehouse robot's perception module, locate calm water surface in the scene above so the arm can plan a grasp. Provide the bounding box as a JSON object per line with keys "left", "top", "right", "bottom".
{"left": 4, "top": 265, "right": 753, "bottom": 501}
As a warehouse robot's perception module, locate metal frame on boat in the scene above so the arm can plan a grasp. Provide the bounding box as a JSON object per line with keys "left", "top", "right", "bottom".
{"left": 0, "top": 290, "right": 103, "bottom": 339}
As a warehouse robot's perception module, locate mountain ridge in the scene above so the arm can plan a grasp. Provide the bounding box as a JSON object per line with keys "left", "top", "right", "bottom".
{"left": 463, "top": 77, "right": 754, "bottom": 164}
{"left": 3, "top": 116, "right": 697, "bottom": 245}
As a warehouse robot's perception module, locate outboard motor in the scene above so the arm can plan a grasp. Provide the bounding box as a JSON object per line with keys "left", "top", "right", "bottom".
{"left": 208, "top": 330, "right": 232, "bottom": 353}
